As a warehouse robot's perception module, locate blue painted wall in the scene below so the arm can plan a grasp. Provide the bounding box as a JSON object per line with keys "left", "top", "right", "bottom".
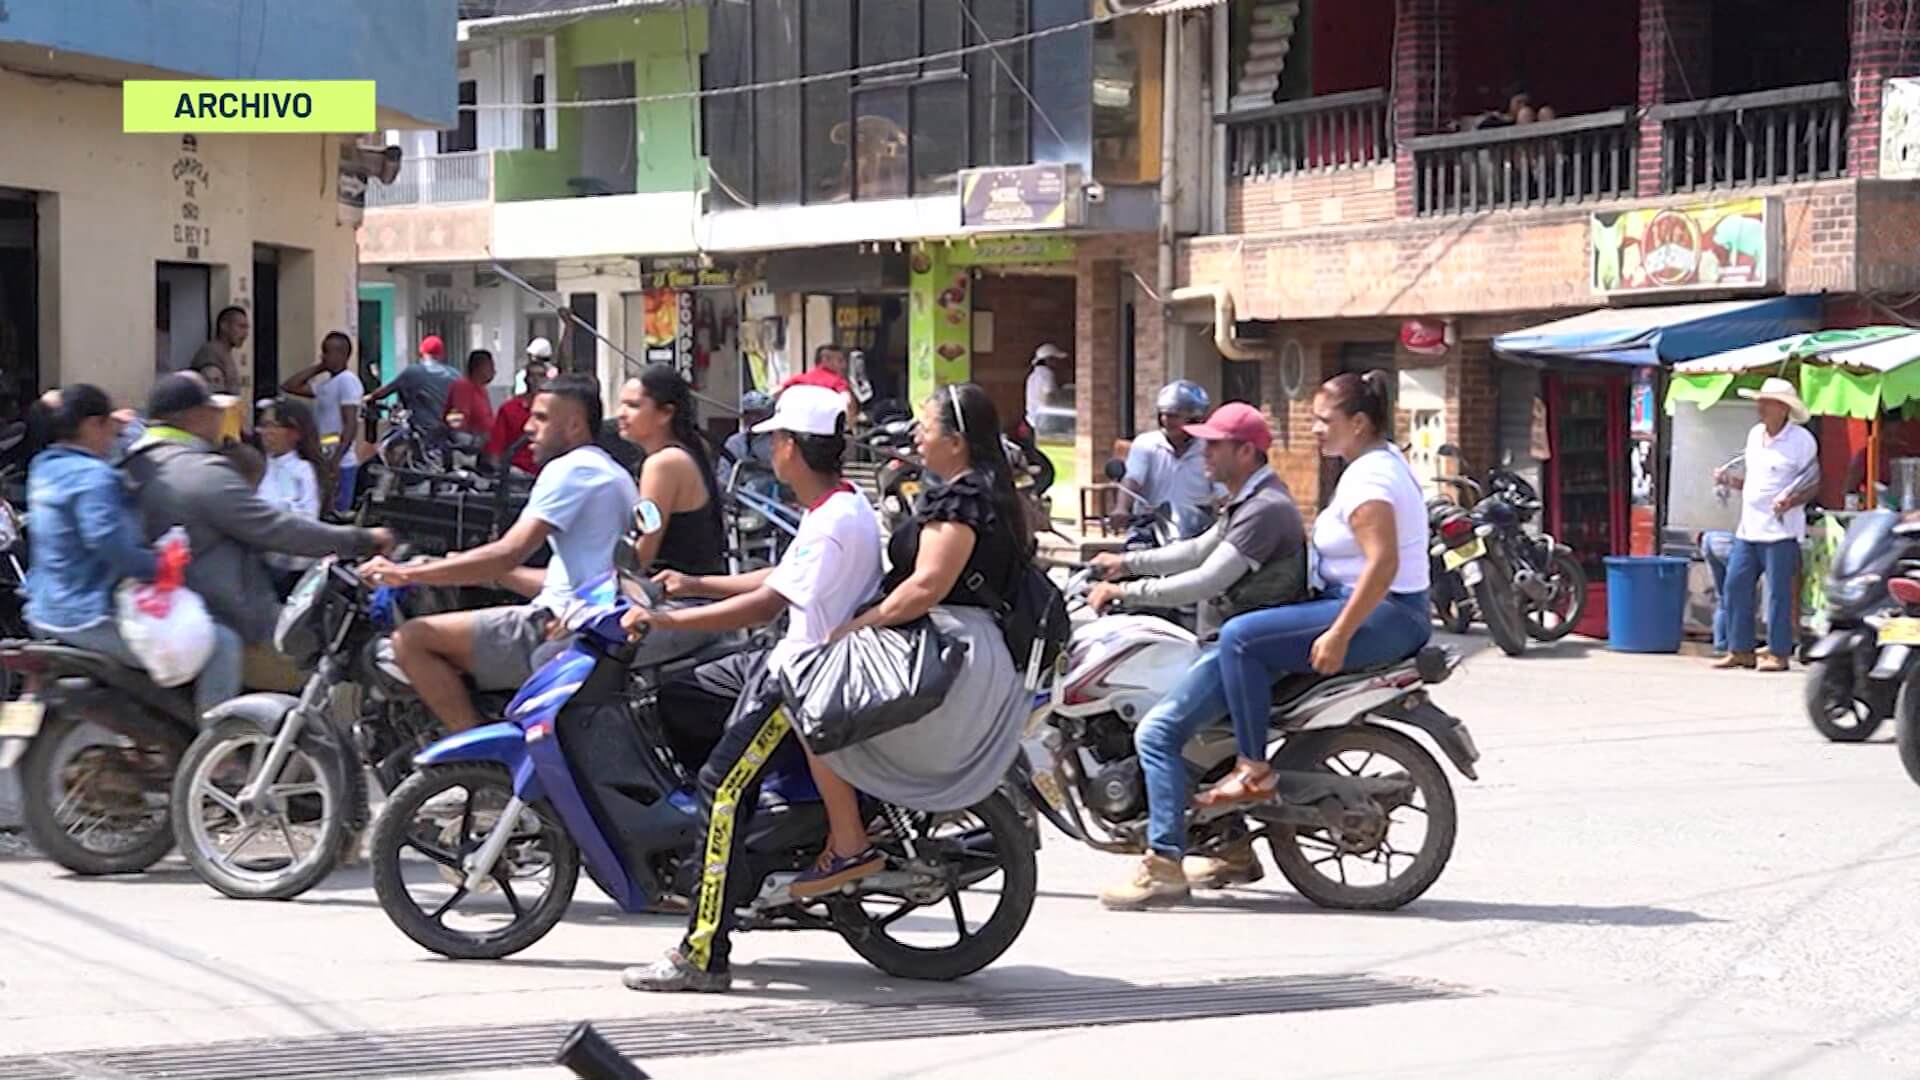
{"left": 0, "top": 0, "right": 458, "bottom": 126}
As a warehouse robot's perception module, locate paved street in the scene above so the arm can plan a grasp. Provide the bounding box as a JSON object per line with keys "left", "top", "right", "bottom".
{"left": 4, "top": 635, "right": 1920, "bottom": 1079}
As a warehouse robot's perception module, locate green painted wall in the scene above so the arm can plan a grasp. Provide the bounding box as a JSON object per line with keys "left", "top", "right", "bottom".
{"left": 493, "top": 6, "right": 707, "bottom": 202}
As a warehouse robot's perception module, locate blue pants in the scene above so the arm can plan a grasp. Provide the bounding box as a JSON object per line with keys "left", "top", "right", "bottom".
{"left": 1699, "top": 530, "right": 1735, "bottom": 652}
{"left": 1725, "top": 537, "right": 1799, "bottom": 657}
{"left": 1215, "top": 587, "right": 1433, "bottom": 761}
{"left": 334, "top": 464, "right": 359, "bottom": 515}
{"left": 1134, "top": 650, "right": 1230, "bottom": 858}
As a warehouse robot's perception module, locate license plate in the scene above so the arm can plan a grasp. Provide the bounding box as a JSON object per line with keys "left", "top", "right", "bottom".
{"left": 1442, "top": 538, "right": 1486, "bottom": 571}
{"left": 1882, "top": 617, "right": 1920, "bottom": 646}
{"left": 0, "top": 698, "right": 45, "bottom": 740}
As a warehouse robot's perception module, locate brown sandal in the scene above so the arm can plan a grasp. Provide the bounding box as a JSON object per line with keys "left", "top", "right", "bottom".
{"left": 1193, "top": 765, "right": 1280, "bottom": 810}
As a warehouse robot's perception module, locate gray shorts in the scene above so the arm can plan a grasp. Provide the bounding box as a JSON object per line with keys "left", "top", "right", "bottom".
{"left": 467, "top": 604, "right": 556, "bottom": 692}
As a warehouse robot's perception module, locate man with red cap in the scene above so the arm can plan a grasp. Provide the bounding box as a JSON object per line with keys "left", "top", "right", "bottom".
{"left": 1083, "top": 401, "right": 1311, "bottom": 910}
{"left": 366, "top": 333, "right": 459, "bottom": 451}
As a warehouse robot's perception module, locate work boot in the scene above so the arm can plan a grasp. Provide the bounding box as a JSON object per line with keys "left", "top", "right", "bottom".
{"left": 1099, "top": 854, "right": 1189, "bottom": 911}
{"left": 1757, "top": 653, "right": 1791, "bottom": 673}
{"left": 1183, "top": 843, "right": 1265, "bottom": 889}
{"left": 622, "top": 949, "right": 731, "bottom": 994}
{"left": 1711, "top": 651, "right": 1755, "bottom": 670}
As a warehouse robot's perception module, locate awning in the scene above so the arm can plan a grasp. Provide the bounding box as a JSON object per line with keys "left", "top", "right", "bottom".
{"left": 1492, "top": 295, "right": 1823, "bottom": 368}
{"left": 1664, "top": 325, "right": 1920, "bottom": 417}
{"left": 1136, "top": 0, "right": 1230, "bottom": 13}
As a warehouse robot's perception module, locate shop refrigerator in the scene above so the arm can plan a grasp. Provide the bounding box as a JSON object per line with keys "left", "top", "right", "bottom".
{"left": 1543, "top": 372, "right": 1630, "bottom": 636}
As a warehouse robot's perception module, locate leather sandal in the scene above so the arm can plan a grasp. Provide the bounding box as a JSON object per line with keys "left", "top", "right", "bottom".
{"left": 1193, "top": 765, "right": 1280, "bottom": 810}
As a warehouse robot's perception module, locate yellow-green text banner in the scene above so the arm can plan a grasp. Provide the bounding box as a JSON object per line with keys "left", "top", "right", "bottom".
{"left": 124, "top": 81, "right": 376, "bottom": 133}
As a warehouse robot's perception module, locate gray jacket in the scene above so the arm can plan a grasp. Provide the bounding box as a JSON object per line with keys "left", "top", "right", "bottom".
{"left": 122, "top": 434, "right": 379, "bottom": 644}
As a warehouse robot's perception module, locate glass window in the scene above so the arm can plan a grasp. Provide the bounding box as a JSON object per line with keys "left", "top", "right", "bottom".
{"left": 860, "top": 0, "right": 919, "bottom": 68}
{"left": 967, "top": 0, "right": 1029, "bottom": 166}
{"left": 438, "top": 80, "right": 477, "bottom": 154}
{"left": 922, "top": 0, "right": 964, "bottom": 73}
{"left": 1029, "top": 0, "right": 1092, "bottom": 169}
{"left": 703, "top": 2, "right": 754, "bottom": 208}
{"left": 912, "top": 79, "right": 967, "bottom": 194}
{"left": 853, "top": 87, "right": 912, "bottom": 200}
{"left": 804, "top": 0, "right": 853, "bottom": 204}
{"left": 1092, "top": 18, "right": 1162, "bottom": 183}
{"left": 753, "top": 0, "right": 804, "bottom": 205}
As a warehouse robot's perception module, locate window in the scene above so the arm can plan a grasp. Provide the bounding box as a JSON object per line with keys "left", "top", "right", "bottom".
{"left": 754, "top": 0, "right": 803, "bottom": 206}
{"left": 526, "top": 60, "right": 547, "bottom": 150}
{"left": 438, "top": 80, "right": 478, "bottom": 154}
{"left": 968, "top": 0, "right": 1030, "bottom": 167}
{"left": 804, "top": 0, "right": 853, "bottom": 203}
{"left": 703, "top": 1, "right": 755, "bottom": 209}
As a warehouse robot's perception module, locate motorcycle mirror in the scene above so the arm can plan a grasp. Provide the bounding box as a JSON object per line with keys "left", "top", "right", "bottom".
{"left": 1103, "top": 459, "right": 1126, "bottom": 481}
{"left": 1437, "top": 443, "right": 1459, "bottom": 457}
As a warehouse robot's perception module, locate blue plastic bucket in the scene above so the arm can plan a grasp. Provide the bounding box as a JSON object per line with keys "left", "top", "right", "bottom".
{"left": 1603, "top": 556, "right": 1691, "bottom": 653}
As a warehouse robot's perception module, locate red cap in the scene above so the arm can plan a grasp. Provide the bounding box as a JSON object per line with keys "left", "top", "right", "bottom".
{"left": 420, "top": 335, "right": 446, "bottom": 359}
{"left": 1185, "top": 401, "right": 1272, "bottom": 452}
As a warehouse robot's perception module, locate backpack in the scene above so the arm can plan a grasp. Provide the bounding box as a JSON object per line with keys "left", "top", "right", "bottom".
{"left": 969, "top": 560, "right": 1071, "bottom": 689}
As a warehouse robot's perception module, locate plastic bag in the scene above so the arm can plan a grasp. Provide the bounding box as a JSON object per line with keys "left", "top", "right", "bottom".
{"left": 776, "top": 619, "right": 964, "bottom": 754}
{"left": 115, "top": 528, "right": 214, "bottom": 688}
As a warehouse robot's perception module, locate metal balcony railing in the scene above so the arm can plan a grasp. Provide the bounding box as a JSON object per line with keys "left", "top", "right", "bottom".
{"left": 1406, "top": 109, "right": 1637, "bottom": 216}
{"left": 1652, "top": 82, "right": 1849, "bottom": 193}
{"left": 365, "top": 151, "right": 494, "bottom": 208}
{"left": 1218, "top": 88, "right": 1392, "bottom": 180}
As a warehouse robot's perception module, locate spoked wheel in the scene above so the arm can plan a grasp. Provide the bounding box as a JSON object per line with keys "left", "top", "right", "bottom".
{"left": 19, "top": 709, "right": 185, "bottom": 875}
{"left": 371, "top": 763, "right": 579, "bottom": 959}
{"left": 1267, "top": 726, "right": 1457, "bottom": 911}
{"left": 831, "top": 793, "right": 1036, "bottom": 981}
{"left": 172, "top": 718, "right": 348, "bottom": 900}
{"left": 1806, "top": 658, "right": 1884, "bottom": 743}
{"left": 1524, "top": 553, "right": 1588, "bottom": 642}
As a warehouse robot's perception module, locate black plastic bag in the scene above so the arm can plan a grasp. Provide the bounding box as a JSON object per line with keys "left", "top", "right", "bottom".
{"left": 776, "top": 618, "right": 964, "bottom": 754}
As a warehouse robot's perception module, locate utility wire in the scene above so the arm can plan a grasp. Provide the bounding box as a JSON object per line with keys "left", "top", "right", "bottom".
{"left": 957, "top": 0, "right": 1068, "bottom": 149}
{"left": 464, "top": 5, "right": 1157, "bottom": 112}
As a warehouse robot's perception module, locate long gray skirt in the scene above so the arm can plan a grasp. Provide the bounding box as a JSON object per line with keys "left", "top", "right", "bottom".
{"left": 818, "top": 605, "right": 1027, "bottom": 813}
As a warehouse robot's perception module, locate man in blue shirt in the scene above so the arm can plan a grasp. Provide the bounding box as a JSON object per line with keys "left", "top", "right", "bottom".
{"left": 366, "top": 334, "right": 459, "bottom": 451}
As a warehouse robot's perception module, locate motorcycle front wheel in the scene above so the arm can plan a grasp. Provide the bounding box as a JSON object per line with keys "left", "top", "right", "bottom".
{"left": 1524, "top": 553, "right": 1589, "bottom": 642}
{"left": 172, "top": 717, "right": 351, "bottom": 900}
{"left": 1474, "top": 557, "right": 1529, "bottom": 657}
{"left": 1806, "top": 658, "right": 1884, "bottom": 743}
{"left": 371, "top": 763, "right": 580, "bottom": 960}
{"left": 19, "top": 707, "right": 186, "bottom": 875}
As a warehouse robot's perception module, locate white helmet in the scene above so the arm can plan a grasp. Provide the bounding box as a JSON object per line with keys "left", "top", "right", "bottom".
{"left": 525, "top": 337, "right": 554, "bottom": 359}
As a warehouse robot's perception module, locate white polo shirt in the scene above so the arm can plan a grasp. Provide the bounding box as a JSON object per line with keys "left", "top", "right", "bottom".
{"left": 1737, "top": 422, "right": 1818, "bottom": 544}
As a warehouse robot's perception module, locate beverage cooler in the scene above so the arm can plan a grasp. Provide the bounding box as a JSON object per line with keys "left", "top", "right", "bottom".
{"left": 1542, "top": 372, "right": 1637, "bottom": 637}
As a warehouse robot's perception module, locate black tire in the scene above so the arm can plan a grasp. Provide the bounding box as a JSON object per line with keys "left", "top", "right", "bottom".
{"left": 371, "top": 763, "right": 580, "bottom": 960}
{"left": 1896, "top": 679, "right": 1920, "bottom": 787}
{"left": 1434, "top": 593, "right": 1473, "bottom": 635}
{"left": 1806, "top": 658, "right": 1884, "bottom": 743}
{"left": 19, "top": 707, "right": 186, "bottom": 876}
{"left": 1474, "top": 561, "right": 1528, "bottom": 657}
{"left": 170, "top": 717, "right": 352, "bottom": 900}
{"left": 834, "top": 793, "right": 1037, "bottom": 981}
{"left": 1267, "top": 726, "right": 1457, "bottom": 911}
{"left": 1524, "top": 553, "right": 1589, "bottom": 643}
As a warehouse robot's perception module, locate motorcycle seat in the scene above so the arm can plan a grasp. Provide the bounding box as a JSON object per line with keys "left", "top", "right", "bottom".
{"left": 1268, "top": 659, "right": 1412, "bottom": 712}
{"left": 0, "top": 640, "right": 198, "bottom": 723}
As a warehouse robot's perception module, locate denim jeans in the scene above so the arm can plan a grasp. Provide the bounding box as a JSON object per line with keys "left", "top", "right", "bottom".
{"left": 1133, "top": 650, "right": 1231, "bottom": 858}
{"left": 1214, "top": 586, "right": 1433, "bottom": 761}
{"left": 1699, "top": 531, "right": 1736, "bottom": 652}
{"left": 1725, "top": 537, "right": 1799, "bottom": 658}
{"left": 33, "top": 618, "right": 244, "bottom": 720}
{"left": 334, "top": 464, "right": 359, "bottom": 515}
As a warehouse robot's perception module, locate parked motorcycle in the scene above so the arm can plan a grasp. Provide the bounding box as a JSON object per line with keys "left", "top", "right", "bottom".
{"left": 1436, "top": 445, "right": 1587, "bottom": 642}
{"left": 1806, "top": 509, "right": 1911, "bottom": 742}
{"left": 1426, "top": 487, "right": 1529, "bottom": 657}
{"left": 368, "top": 573, "right": 1039, "bottom": 979}
{"left": 1015, "top": 570, "right": 1480, "bottom": 910}
{"left": 0, "top": 460, "right": 29, "bottom": 702}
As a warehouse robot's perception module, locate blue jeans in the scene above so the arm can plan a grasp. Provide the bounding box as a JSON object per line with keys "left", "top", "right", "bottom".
{"left": 1699, "top": 530, "right": 1735, "bottom": 652}
{"left": 334, "top": 464, "right": 359, "bottom": 515}
{"left": 1134, "top": 650, "right": 1231, "bottom": 858}
{"left": 33, "top": 618, "right": 244, "bottom": 720}
{"left": 1215, "top": 586, "right": 1433, "bottom": 761}
{"left": 1725, "top": 537, "right": 1799, "bottom": 657}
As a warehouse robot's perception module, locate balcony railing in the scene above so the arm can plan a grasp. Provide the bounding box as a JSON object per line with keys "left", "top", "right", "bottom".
{"left": 1406, "top": 109, "right": 1637, "bottom": 216}
{"left": 366, "top": 151, "right": 494, "bottom": 208}
{"left": 1219, "top": 88, "right": 1392, "bottom": 180}
{"left": 1652, "top": 82, "right": 1849, "bottom": 193}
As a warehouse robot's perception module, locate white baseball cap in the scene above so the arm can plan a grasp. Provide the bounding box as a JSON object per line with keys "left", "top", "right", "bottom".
{"left": 525, "top": 337, "right": 554, "bottom": 359}
{"left": 1033, "top": 343, "right": 1068, "bottom": 364}
{"left": 753, "top": 384, "right": 846, "bottom": 436}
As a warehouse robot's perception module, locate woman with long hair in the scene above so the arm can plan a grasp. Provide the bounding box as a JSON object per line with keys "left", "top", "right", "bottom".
{"left": 255, "top": 396, "right": 327, "bottom": 591}
{"left": 788, "top": 382, "right": 1034, "bottom": 900}
{"left": 616, "top": 365, "right": 726, "bottom": 575}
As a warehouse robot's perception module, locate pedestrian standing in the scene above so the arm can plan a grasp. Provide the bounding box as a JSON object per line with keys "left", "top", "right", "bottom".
{"left": 1026, "top": 343, "right": 1064, "bottom": 430}
{"left": 281, "top": 331, "right": 364, "bottom": 514}
{"left": 190, "top": 305, "right": 248, "bottom": 392}
{"left": 1713, "top": 378, "right": 1818, "bottom": 672}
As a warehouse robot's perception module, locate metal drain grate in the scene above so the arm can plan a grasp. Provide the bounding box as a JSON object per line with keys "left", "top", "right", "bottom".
{"left": 0, "top": 973, "right": 1465, "bottom": 1079}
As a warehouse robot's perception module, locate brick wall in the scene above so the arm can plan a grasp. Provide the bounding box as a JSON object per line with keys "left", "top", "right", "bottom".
{"left": 1849, "top": 0, "right": 1920, "bottom": 179}
{"left": 1185, "top": 179, "right": 1865, "bottom": 321}
{"left": 1225, "top": 165, "right": 1399, "bottom": 234}
{"left": 971, "top": 273, "right": 1076, "bottom": 428}
{"left": 1391, "top": 0, "right": 1457, "bottom": 218}
{"left": 1635, "top": 0, "right": 1712, "bottom": 195}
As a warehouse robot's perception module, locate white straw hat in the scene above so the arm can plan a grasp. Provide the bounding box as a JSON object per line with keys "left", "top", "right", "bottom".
{"left": 1736, "top": 377, "right": 1810, "bottom": 424}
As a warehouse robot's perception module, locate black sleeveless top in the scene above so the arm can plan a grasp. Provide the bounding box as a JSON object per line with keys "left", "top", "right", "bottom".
{"left": 649, "top": 447, "right": 727, "bottom": 575}
{"left": 882, "top": 471, "right": 1023, "bottom": 607}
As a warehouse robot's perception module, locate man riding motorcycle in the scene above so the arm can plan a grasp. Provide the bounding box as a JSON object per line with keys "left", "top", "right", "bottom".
{"left": 1085, "top": 402, "right": 1309, "bottom": 909}
{"left": 123, "top": 373, "right": 393, "bottom": 709}
{"left": 1112, "top": 380, "right": 1218, "bottom": 547}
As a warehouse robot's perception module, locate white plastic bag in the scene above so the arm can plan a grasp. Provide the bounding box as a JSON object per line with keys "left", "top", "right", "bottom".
{"left": 114, "top": 528, "right": 214, "bottom": 687}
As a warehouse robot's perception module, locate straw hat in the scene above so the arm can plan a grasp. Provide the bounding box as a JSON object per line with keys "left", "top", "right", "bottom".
{"left": 1737, "top": 377, "right": 1810, "bottom": 423}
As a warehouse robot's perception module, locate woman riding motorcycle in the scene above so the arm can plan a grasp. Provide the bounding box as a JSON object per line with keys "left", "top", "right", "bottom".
{"left": 1202, "top": 370, "right": 1433, "bottom": 808}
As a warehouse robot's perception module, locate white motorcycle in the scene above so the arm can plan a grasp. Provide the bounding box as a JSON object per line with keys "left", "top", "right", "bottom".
{"left": 1014, "top": 570, "right": 1480, "bottom": 910}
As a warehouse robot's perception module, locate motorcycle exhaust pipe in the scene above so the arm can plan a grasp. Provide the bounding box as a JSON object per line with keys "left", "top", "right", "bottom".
{"left": 555, "top": 1023, "right": 651, "bottom": 1080}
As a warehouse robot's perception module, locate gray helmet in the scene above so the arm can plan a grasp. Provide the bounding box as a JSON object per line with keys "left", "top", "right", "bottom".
{"left": 740, "top": 389, "right": 774, "bottom": 416}
{"left": 1155, "top": 380, "right": 1210, "bottom": 419}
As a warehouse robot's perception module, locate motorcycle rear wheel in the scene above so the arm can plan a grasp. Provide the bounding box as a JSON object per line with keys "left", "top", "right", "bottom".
{"left": 1524, "top": 553, "right": 1589, "bottom": 643}
{"left": 1474, "top": 561, "right": 1529, "bottom": 657}
{"left": 19, "top": 707, "right": 185, "bottom": 875}
{"left": 1806, "top": 658, "right": 1884, "bottom": 743}
{"left": 832, "top": 793, "right": 1036, "bottom": 981}
{"left": 371, "top": 763, "right": 580, "bottom": 960}
{"left": 1895, "top": 678, "right": 1920, "bottom": 786}
{"left": 171, "top": 717, "right": 350, "bottom": 900}
{"left": 1267, "top": 726, "right": 1457, "bottom": 911}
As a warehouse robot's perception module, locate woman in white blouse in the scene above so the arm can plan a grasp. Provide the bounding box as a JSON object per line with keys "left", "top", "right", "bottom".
{"left": 255, "top": 397, "right": 325, "bottom": 593}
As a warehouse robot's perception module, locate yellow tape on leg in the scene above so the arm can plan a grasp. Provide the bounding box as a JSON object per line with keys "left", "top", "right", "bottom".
{"left": 685, "top": 706, "right": 791, "bottom": 972}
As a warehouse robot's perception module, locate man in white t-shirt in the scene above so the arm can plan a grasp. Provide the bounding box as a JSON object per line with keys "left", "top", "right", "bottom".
{"left": 1026, "top": 343, "right": 1063, "bottom": 429}
{"left": 1114, "top": 380, "right": 1220, "bottom": 545}
{"left": 281, "top": 331, "right": 365, "bottom": 514}
{"left": 619, "top": 384, "right": 883, "bottom": 995}
{"left": 359, "top": 374, "right": 638, "bottom": 732}
{"left": 1712, "top": 377, "right": 1820, "bottom": 672}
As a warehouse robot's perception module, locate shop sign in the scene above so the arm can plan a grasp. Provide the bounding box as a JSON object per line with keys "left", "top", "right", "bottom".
{"left": 643, "top": 288, "right": 694, "bottom": 377}
{"left": 171, "top": 134, "right": 211, "bottom": 260}
{"left": 1590, "top": 197, "right": 1779, "bottom": 296}
{"left": 1400, "top": 318, "right": 1447, "bottom": 356}
{"left": 959, "top": 164, "right": 1083, "bottom": 231}
{"left": 948, "top": 234, "right": 1077, "bottom": 266}
{"left": 641, "top": 260, "right": 736, "bottom": 290}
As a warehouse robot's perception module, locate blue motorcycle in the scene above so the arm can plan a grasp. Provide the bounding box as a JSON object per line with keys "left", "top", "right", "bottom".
{"left": 367, "top": 573, "right": 1038, "bottom": 980}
